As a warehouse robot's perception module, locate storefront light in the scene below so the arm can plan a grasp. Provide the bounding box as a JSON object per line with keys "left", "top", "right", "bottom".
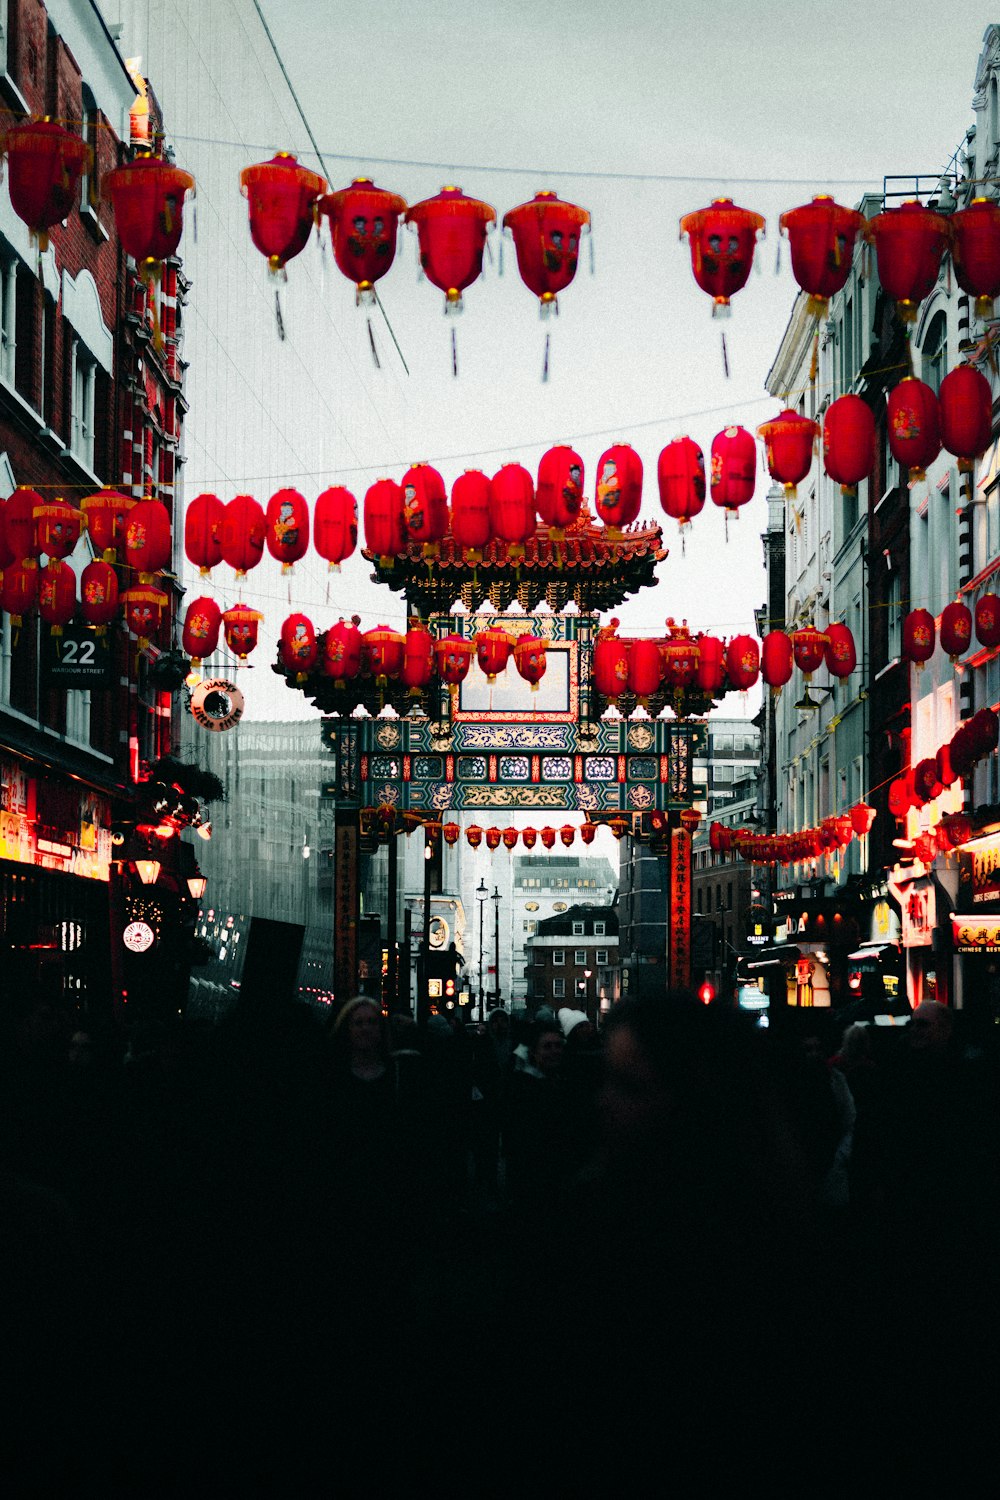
{"left": 134, "top": 857, "right": 161, "bottom": 886}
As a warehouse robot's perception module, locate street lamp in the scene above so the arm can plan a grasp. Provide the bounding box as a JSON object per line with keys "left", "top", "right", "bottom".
{"left": 491, "top": 885, "right": 501, "bottom": 1010}
{"left": 476, "top": 877, "right": 488, "bottom": 1019}
{"left": 133, "top": 857, "right": 161, "bottom": 886}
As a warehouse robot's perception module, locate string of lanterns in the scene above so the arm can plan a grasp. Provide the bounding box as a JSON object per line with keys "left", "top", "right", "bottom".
{"left": 362, "top": 808, "right": 634, "bottom": 847}
{"left": 709, "top": 801, "right": 876, "bottom": 866}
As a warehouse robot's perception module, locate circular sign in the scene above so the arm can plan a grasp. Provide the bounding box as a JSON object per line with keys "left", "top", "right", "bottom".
{"left": 429, "top": 915, "right": 449, "bottom": 949}
{"left": 123, "top": 920, "right": 155, "bottom": 953}
{"left": 524, "top": 901, "right": 539, "bottom": 912}
{"left": 553, "top": 901, "right": 568, "bottom": 912}
{"left": 190, "top": 678, "right": 245, "bottom": 733}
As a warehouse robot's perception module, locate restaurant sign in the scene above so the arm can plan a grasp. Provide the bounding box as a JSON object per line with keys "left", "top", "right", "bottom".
{"left": 962, "top": 835, "right": 1000, "bottom": 905}
{"left": 951, "top": 915, "right": 1000, "bottom": 953}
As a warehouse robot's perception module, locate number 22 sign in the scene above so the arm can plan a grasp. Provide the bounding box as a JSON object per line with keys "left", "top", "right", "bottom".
{"left": 42, "top": 622, "right": 112, "bottom": 687}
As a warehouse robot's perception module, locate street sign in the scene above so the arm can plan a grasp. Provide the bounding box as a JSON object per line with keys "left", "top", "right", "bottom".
{"left": 42, "top": 622, "right": 113, "bottom": 688}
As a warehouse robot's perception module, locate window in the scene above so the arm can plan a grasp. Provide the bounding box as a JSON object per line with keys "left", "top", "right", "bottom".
{"left": 553, "top": 950, "right": 565, "bottom": 965}
{"left": 80, "top": 85, "right": 99, "bottom": 212}
{"left": 596, "top": 949, "right": 609, "bottom": 964}
{"left": 70, "top": 340, "right": 96, "bottom": 468}
{"left": 552, "top": 979, "right": 566, "bottom": 999}
{"left": 921, "top": 311, "right": 947, "bottom": 395}
{"left": 594, "top": 921, "right": 606, "bottom": 936}
{"left": 0, "top": 253, "right": 14, "bottom": 385}
{"left": 572, "top": 921, "right": 584, "bottom": 935}
{"left": 574, "top": 949, "right": 586, "bottom": 965}
{"left": 887, "top": 571, "right": 902, "bottom": 660}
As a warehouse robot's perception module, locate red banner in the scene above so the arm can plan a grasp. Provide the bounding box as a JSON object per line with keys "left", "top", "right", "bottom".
{"left": 669, "top": 827, "right": 692, "bottom": 989}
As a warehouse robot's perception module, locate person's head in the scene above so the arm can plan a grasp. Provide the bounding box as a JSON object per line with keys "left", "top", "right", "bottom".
{"left": 333, "top": 996, "right": 385, "bottom": 1060}
{"left": 487, "top": 1007, "right": 509, "bottom": 1039}
{"left": 839, "top": 1022, "right": 874, "bottom": 1070}
{"left": 67, "top": 1030, "right": 94, "bottom": 1069}
{"left": 558, "top": 1008, "right": 594, "bottom": 1047}
{"left": 908, "top": 999, "right": 954, "bottom": 1052}
{"left": 528, "top": 1021, "right": 564, "bottom": 1076}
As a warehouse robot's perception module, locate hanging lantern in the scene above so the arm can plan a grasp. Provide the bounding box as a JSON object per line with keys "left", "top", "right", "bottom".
{"left": 38, "top": 559, "right": 76, "bottom": 635}
{"left": 940, "top": 600, "right": 973, "bottom": 662}
{"left": 466, "top": 824, "right": 484, "bottom": 849}
{"left": 401, "top": 463, "right": 449, "bottom": 557}
{"left": 761, "top": 631, "right": 794, "bottom": 694}
{"left": 363, "top": 478, "right": 407, "bottom": 566}
{"left": 593, "top": 619, "right": 629, "bottom": 699}
{"left": 594, "top": 444, "right": 643, "bottom": 536}
{"left": 475, "top": 625, "right": 514, "bottom": 683}
{"left": 265, "top": 488, "right": 310, "bottom": 573}
{"left": 902, "top": 608, "right": 936, "bottom": 667}
{"left": 364, "top": 624, "right": 405, "bottom": 684}
{"left": 1, "top": 120, "right": 90, "bottom": 250}
{"left": 540, "top": 826, "right": 557, "bottom": 850}
{"left": 4, "top": 487, "right": 45, "bottom": 561}
{"left": 757, "top": 410, "right": 819, "bottom": 498}
{"left": 824, "top": 622, "right": 857, "bottom": 679}
{"left": 866, "top": 200, "right": 950, "bottom": 322}
{"left": 558, "top": 824, "right": 575, "bottom": 848}
{"left": 661, "top": 620, "right": 699, "bottom": 689}
{"left": 679, "top": 197, "right": 765, "bottom": 316}
{"left": 580, "top": 822, "right": 598, "bottom": 845}
{"left": 887, "top": 377, "right": 940, "bottom": 483}
{"left": 938, "top": 365, "right": 992, "bottom": 472}
{"left": 104, "top": 150, "right": 195, "bottom": 267}
{"left": 82, "top": 489, "right": 134, "bottom": 563}
{"left": 950, "top": 197, "right": 1000, "bottom": 320}
{"left": 939, "top": 811, "right": 973, "bottom": 848}
{"left": 485, "top": 826, "right": 502, "bottom": 851}
{"left": 791, "top": 624, "right": 827, "bottom": 679}
{"left": 537, "top": 446, "right": 585, "bottom": 539}
{"left": 778, "top": 195, "right": 868, "bottom": 317}
{"left": 221, "top": 494, "right": 267, "bottom": 578}
{"left": 694, "top": 633, "right": 726, "bottom": 696}
{"left": 521, "top": 827, "right": 538, "bottom": 849}
{"left": 626, "top": 638, "right": 662, "bottom": 703}
{"left": 657, "top": 437, "right": 706, "bottom": 534}
{"left": 680, "top": 809, "right": 701, "bottom": 836}
{"left": 489, "top": 464, "right": 536, "bottom": 561}
{"left": 320, "top": 177, "right": 408, "bottom": 303}
{"left": 710, "top": 425, "right": 756, "bottom": 522}
{"left": 435, "top": 632, "right": 475, "bottom": 686}
{"left": 450, "top": 470, "right": 493, "bottom": 561}
{"left": 222, "top": 603, "right": 264, "bottom": 662}
{"left": 2, "top": 558, "right": 38, "bottom": 624}
{"left": 80, "top": 559, "right": 119, "bottom": 632}
{"left": 314, "top": 486, "right": 358, "bottom": 572}
{"left": 121, "top": 585, "right": 167, "bottom": 649}
{"left": 322, "top": 615, "right": 363, "bottom": 684}
{"left": 608, "top": 816, "right": 629, "bottom": 840}
{"left": 402, "top": 622, "right": 435, "bottom": 693}
{"left": 442, "top": 822, "right": 461, "bottom": 846}
{"left": 239, "top": 152, "right": 326, "bottom": 275}
{"left": 34, "top": 497, "right": 81, "bottom": 562}
{"left": 936, "top": 742, "right": 956, "bottom": 788}
{"left": 725, "top": 634, "right": 760, "bottom": 691}
{"left": 181, "top": 596, "right": 222, "bottom": 670}
{"left": 970, "top": 707, "right": 1000, "bottom": 755}
{"left": 850, "top": 802, "right": 876, "bottom": 837}
{"left": 278, "top": 613, "right": 318, "bottom": 680}
{"left": 184, "top": 492, "right": 225, "bottom": 576}
{"left": 502, "top": 826, "right": 520, "bottom": 851}
{"left": 503, "top": 191, "right": 590, "bottom": 314}
{"left": 405, "top": 186, "right": 496, "bottom": 313}
{"left": 975, "top": 593, "right": 1000, "bottom": 648}
{"left": 513, "top": 634, "right": 547, "bottom": 691}
{"left": 950, "top": 723, "right": 975, "bottom": 778}
{"left": 124, "top": 496, "right": 172, "bottom": 583}
{"left": 888, "top": 775, "right": 910, "bottom": 820}
{"left": 823, "top": 395, "right": 876, "bottom": 493}
{"left": 0, "top": 497, "right": 12, "bottom": 571}
{"left": 913, "top": 758, "right": 943, "bottom": 805}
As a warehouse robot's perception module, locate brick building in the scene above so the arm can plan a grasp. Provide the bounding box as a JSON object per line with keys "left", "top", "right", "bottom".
{"left": 525, "top": 902, "right": 620, "bottom": 1023}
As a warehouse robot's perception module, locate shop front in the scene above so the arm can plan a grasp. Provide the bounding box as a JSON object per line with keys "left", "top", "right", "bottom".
{"left": 889, "top": 866, "right": 950, "bottom": 1009}
{"left": 953, "top": 827, "right": 1000, "bottom": 1029}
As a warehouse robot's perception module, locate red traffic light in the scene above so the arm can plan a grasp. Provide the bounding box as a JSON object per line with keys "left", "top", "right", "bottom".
{"left": 698, "top": 982, "right": 715, "bottom": 1006}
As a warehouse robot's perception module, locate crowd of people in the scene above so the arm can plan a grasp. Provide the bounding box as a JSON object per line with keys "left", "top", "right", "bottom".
{"left": 1, "top": 971, "right": 998, "bottom": 1491}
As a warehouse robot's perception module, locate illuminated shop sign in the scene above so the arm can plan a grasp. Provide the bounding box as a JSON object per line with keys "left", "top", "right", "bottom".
{"left": 951, "top": 915, "right": 1000, "bottom": 953}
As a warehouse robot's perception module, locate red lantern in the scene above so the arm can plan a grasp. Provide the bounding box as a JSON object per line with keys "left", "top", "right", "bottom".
{"left": 314, "top": 486, "right": 357, "bottom": 572}
{"left": 580, "top": 823, "right": 597, "bottom": 845}
{"left": 485, "top": 826, "right": 502, "bottom": 851}
{"left": 559, "top": 824, "right": 575, "bottom": 848}
{"left": 757, "top": 409, "right": 819, "bottom": 498}
{"left": 595, "top": 444, "right": 642, "bottom": 535}
{"left": 824, "top": 622, "right": 857, "bottom": 679}
{"left": 936, "top": 742, "right": 956, "bottom": 788}
{"left": 121, "top": 585, "right": 167, "bottom": 649}
{"left": 265, "top": 488, "right": 310, "bottom": 573}
{"left": 657, "top": 437, "right": 706, "bottom": 533}
{"left": 435, "top": 633, "right": 474, "bottom": 686}
{"left": 34, "top": 498, "right": 81, "bottom": 562}
{"left": 323, "top": 616, "right": 363, "bottom": 684}
{"left": 778, "top": 195, "right": 867, "bottom": 317}
{"left": 975, "top": 593, "right": 1000, "bottom": 649}
{"left": 940, "top": 811, "right": 974, "bottom": 848}
{"left": 521, "top": 827, "right": 537, "bottom": 850}
{"left": 239, "top": 153, "right": 326, "bottom": 274}
{"left": 950, "top": 723, "right": 976, "bottom": 778}
{"left": 80, "top": 560, "right": 119, "bottom": 632}
{"left": 475, "top": 626, "right": 514, "bottom": 683}
{"left": 887, "top": 377, "right": 940, "bottom": 483}
{"left": 761, "top": 631, "right": 794, "bottom": 694}
{"left": 401, "top": 464, "right": 449, "bottom": 555}
{"left": 450, "top": 470, "right": 493, "bottom": 559}
{"left": 442, "top": 822, "right": 461, "bottom": 846}
{"left": 823, "top": 395, "right": 876, "bottom": 493}
{"left": 513, "top": 635, "right": 547, "bottom": 691}
{"left": 104, "top": 152, "right": 195, "bottom": 267}
{"left": 725, "top": 634, "right": 760, "bottom": 691}
{"left": 680, "top": 809, "right": 701, "bottom": 836}
{"left": 537, "top": 446, "right": 585, "bottom": 537}
{"left": 679, "top": 197, "right": 765, "bottom": 316}
{"left": 181, "top": 596, "right": 222, "bottom": 668}
{"left": 364, "top": 624, "right": 405, "bottom": 682}
{"left": 695, "top": 634, "right": 726, "bottom": 696}
{"left": 223, "top": 603, "right": 264, "bottom": 662}
{"left": 626, "top": 638, "right": 662, "bottom": 702}
{"left": 221, "top": 495, "right": 266, "bottom": 578}
{"left": 320, "top": 178, "right": 408, "bottom": 303}
{"left": 125, "top": 497, "right": 172, "bottom": 582}
{"left": 970, "top": 707, "right": 1000, "bottom": 755}
{"left": 278, "top": 613, "right": 318, "bottom": 679}
{"left": 503, "top": 192, "right": 590, "bottom": 314}
{"left": 888, "top": 776, "right": 910, "bottom": 818}
{"left": 502, "top": 826, "right": 520, "bottom": 851}
{"left": 466, "top": 825, "right": 484, "bottom": 849}
{"left": 4, "top": 487, "right": 44, "bottom": 561}
{"left": 710, "top": 426, "right": 756, "bottom": 520}
{"left": 593, "top": 619, "right": 629, "bottom": 699}
{"left": 792, "top": 624, "right": 827, "bottom": 679}
{"left": 82, "top": 489, "right": 133, "bottom": 563}
{"left": 402, "top": 623, "right": 435, "bottom": 693}
{"left": 709, "top": 822, "right": 730, "bottom": 854}
{"left": 540, "top": 826, "right": 557, "bottom": 850}
{"left": 364, "top": 479, "right": 407, "bottom": 565}
{"left": 661, "top": 620, "right": 699, "bottom": 689}
{"left": 489, "top": 464, "right": 536, "bottom": 560}
{"left": 2, "top": 120, "right": 89, "bottom": 250}
{"left": 940, "top": 601, "right": 973, "bottom": 662}
{"left": 950, "top": 197, "right": 1000, "bottom": 320}
{"left": 405, "top": 186, "right": 496, "bottom": 312}
{"left": 939, "top": 365, "right": 992, "bottom": 472}
{"left": 0, "top": 497, "right": 12, "bottom": 571}
{"left": 850, "top": 802, "right": 876, "bottom": 836}
{"left": 184, "top": 492, "right": 225, "bottom": 576}
{"left": 866, "top": 200, "right": 949, "bottom": 322}
{"left": 38, "top": 560, "right": 76, "bottom": 634}
{"left": 902, "top": 608, "right": 935, "bottom": 667}
{"left": 913, "top": 758, "right": 943, "bottom": 805}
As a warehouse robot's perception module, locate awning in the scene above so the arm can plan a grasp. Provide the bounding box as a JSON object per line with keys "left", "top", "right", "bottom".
{"left": 847, "top": 942, "right": 902, "bottom": 962}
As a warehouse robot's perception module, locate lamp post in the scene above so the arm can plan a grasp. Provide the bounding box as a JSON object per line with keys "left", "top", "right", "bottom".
{"left": 476, "top": 877, "right": 488, "bottom": 1020}
{"left": 491, "top": 885, "right": 501, "bottom": 1010}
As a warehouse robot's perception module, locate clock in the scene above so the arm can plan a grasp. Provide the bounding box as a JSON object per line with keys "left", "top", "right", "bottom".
{"left": 123, "top": 920, "right": 155, "bottom": 953}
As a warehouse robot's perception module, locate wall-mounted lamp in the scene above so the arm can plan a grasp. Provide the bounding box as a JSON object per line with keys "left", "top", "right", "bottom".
{"left": 134, "top": 857, "right": 161, "bottom": 886}
{"left": 186, "top": 874, "right": 208, "bottom": 899}
{"left": 197, "top": 821, "right": 212, "bottom": 841}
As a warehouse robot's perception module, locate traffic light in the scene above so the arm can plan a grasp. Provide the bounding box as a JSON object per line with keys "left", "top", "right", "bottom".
{"left": 698, "top": 981, "right": 716, "bottom": 1006}
{"left": 422, "top": 945, "right": 460, "bottom": 1015}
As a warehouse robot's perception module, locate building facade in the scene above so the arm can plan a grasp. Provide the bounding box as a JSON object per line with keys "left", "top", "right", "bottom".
{"left": 525, "top": 902, "right": 619, "bottom": 1022}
